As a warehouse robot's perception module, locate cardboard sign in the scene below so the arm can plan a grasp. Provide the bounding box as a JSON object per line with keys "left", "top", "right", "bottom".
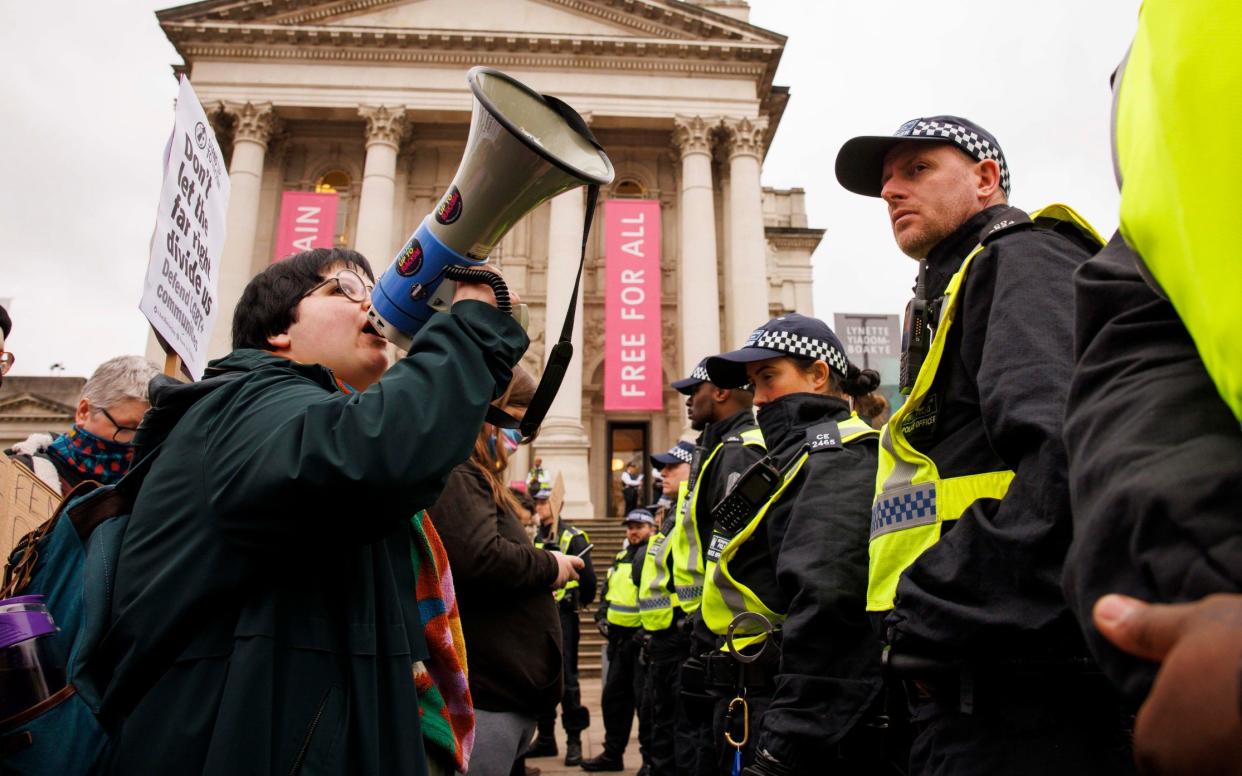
{"left": 604, "top": 200, "right": 663, "bottom": 410}
{"left": 0, "top": 455, "right": 60, "bottom": 569}
{"left": 550, "top": 472, "right": 566, "bottom": 537}
{"left": 273, "top": 191, "right": 339, "bottom": 261}
{"left": 139, "top": 75, "right": 231, "bottom": 381}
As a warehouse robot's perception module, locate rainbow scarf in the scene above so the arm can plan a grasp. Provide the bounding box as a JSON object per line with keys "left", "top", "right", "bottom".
{"left": 410, "top": 511, "right": 475, "bottom": 772}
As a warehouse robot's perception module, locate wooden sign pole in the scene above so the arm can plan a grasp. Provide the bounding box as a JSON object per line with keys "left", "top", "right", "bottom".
{"left": 163, "top": 350, "right": 182, "bottom": 378}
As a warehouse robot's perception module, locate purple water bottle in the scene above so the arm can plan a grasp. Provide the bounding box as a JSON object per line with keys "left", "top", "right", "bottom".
{"left": 0, "top": 595, "right": 65, "bottom": 720}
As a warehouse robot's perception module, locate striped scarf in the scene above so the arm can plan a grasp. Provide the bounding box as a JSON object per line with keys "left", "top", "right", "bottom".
{"left": 410, "top": 511, "right": 475, "bottom": 772}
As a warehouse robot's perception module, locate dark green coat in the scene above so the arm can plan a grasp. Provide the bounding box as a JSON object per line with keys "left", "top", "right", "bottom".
{"left": 81, "top": 301, "right": 527, "bottom": 775}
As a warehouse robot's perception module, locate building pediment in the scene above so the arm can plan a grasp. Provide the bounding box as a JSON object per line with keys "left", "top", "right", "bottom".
{"left": 158, "top": 0, "right": 785, "bottom": 94}
{"left": 159, "top": 0, "right": 783, "bottom": 42}
{"left": 0, "top": 394, "right": 75, "bottom": 421}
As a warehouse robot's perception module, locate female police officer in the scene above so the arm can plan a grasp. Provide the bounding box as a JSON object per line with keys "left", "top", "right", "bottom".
{"left": 698, "top": 313, "right": 886, "bottom": 776}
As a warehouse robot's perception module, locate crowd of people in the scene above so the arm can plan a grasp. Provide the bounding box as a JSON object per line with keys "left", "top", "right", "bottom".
{"left": 2, "top": 3, "right": 1241, "bottom": 774}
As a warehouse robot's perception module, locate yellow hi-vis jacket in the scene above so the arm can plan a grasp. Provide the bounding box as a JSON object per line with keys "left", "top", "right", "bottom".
{"left": 604, "top": 546, "right": 642, "bottom": 628}
{"left": 866, "top": 205, "right": 1105, "bottom": 612}
{"left": 1113, "top": 0, "right": 1242, "bottom": 423}
{"left": 535, "top": 524, "right": 589, "bottom": 602}
{"left": 638, "top": 482, "right": 688, "bottom": 631}
{"left": 671, "top": 428, "right": 765, "bottom": 615}
{"left": 703, "top": 415, "right": 879, "bottom": 650}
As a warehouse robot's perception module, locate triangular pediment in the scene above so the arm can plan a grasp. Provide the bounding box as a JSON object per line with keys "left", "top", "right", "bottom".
{"left": 158, "top": 0, "right": 784, "bottom": 44}
{"left": 0, "top": 394, "right": 75, "bottom": 419}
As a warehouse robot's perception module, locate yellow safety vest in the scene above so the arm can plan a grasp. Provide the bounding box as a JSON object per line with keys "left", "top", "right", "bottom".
{"left": 671, "top": 428, "right": 765, "bottom": 615}
{"left": 702, "top": 415, "right": 879, "bottom": 650}
{"left": 1113, "top": 0, "right": 1242, "bottom": 422}
{"left": 866, "top": 205, "right": 1105, "bottom": 612}
{"left": 638, "top": 482, "right": 688, "bottom": 631}
{"left": 605, "top": 546, "right": 642, "bottom": 628}
{"left": 536, "top": 524, "right": 589, "bottom": 602}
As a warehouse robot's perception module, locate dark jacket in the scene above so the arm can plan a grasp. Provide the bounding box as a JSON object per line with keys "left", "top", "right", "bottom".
{"left": 537, "top": 521, "right": 597, "bottom": 608}
{"left": 726, "top": 393, "right": 881, "bottom": 771}
{"left": 431, "top": 464, "right": 564, "bottom": 715}
{"left": 693, "top": 409, "right": 764, "bottom": 558}
{"left": 885, "top": 205, "right": 1097, "bottom": 660}
{"left": 1063, "top": 233, "right": 1242, "bottom": 704}
{"left": 81, "top": 301, "right": 526, "bottom": 775}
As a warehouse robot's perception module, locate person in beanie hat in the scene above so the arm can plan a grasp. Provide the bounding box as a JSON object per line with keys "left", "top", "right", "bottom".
{"left": 836, "top": 117, "right": 1127, "bottom": 775}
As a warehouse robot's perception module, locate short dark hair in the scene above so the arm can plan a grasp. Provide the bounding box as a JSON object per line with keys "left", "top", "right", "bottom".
{"left": 0, "top": 304, "right": 11, "bottom": 338}
{"left": 231, "top": 248, "right": 374, "bottom": 351}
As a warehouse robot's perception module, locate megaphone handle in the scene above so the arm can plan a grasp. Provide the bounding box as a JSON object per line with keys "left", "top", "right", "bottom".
{"left": 442, "top": 265, "right": 513, "bottom": 316}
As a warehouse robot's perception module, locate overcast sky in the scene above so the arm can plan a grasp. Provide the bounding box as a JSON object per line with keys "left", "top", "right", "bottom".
{"left": 0, "top": 0, "right": 1138, "bottom": 378}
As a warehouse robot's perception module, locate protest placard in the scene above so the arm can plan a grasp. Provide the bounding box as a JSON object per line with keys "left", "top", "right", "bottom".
{"left": 0, "top": 455, "right": 60, "bottom": 572}
{"left": 139, "top": 75, "right": 230, "bottom": 380}
{"left": 834, "top": 313, "right": 902, "bottom": 385}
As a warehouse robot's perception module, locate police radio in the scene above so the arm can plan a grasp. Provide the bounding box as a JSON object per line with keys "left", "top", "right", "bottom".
{"left": 366, "top": 66, "right": 614, "bottom": 437}
{"left": 709, "top": 457, "right": 785, "bottom": 535}
{"left": 899, "top": 260, "right": 931, "bottom": 395}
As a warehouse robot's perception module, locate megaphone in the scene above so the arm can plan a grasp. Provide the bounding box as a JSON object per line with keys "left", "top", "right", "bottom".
{"left": 368, "top": 66, "right": 615, "bottom": 350}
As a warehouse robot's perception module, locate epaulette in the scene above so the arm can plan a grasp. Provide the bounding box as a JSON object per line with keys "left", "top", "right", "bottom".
{"left": 805, "top": 421, "right": 843, "bottom": 453}
{"left": 979, "top": 206, "right": 1032, "bottom": 245}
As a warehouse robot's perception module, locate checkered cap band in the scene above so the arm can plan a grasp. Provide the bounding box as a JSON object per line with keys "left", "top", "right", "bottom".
{"left": 870, "top": 482, "right": 937, "bottom": 539}
{"left": 690, "top": 364, "right": 711, "bottom": 382}
{"left": 899, "top": 119, "right": 1010, "bottom": 195}
{"left": 669, "top": 445, "right": 693, "bottom": 464}
{"left": 746, "top": 329, "right": 849, "bottom": 375}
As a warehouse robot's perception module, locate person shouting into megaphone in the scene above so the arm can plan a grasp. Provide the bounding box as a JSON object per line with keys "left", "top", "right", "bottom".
{"left": 77, "top": 247, "right": 528, "bottom": 775}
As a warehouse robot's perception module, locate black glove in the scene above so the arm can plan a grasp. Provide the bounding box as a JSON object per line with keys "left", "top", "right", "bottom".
{"left": 741, "top": 748, "right": 794, "bottom": 776}
{"left": 596, "top": 618, "right": 610, "bottom": 638}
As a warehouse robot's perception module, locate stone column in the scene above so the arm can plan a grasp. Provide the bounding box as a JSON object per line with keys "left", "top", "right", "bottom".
{"left": 354, "top": 106, "right": 407, "bottom": 264}
{"left": 212, "top": 102, "right": 279, "bottom": 359}
{"left": 721, "top": 116, "right": 772, "bottom": 348}
{"left": 672, "top": 115, "right": 722, "bottom": 375}
{"left": 534, "top": 187, "right": 595, "bottom": 518}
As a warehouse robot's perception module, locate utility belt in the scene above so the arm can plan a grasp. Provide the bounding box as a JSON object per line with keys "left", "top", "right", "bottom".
{"left": 558, "top": 589, "right": 580, "bottom": 611}
{"left": 699, "top": 649, "right": 778, "bottom": 696}
{"left": 884, "top": 646, "right": 1107, "bottom": 716}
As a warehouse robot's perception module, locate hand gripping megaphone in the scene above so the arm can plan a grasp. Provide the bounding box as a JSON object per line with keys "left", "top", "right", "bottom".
{"left": 368, "top": 67, "right": 614, "bottom": 354}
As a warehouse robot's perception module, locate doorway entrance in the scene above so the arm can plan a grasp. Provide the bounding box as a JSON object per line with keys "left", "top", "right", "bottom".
{"left": 606, "top": 421, "right": 650, "bottom": 517}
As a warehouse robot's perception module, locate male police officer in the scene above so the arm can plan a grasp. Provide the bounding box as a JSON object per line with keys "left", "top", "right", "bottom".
{"left": 1061, "top": 3, "right": 1242, "bottom": 772}
{"left": 637, "top": 441, "right": 695, "bottom": 775}
{"left": 835, "top": 118, "right": 1128, "bottom": 774}
{"left": 584, "top": 509, "right": 656, "bottom": 772}
{"left": 530, "top": 488, "right": 597, "bottom": 766}
{"left": 670, "top": 359, "right": 765, "bottom": 775}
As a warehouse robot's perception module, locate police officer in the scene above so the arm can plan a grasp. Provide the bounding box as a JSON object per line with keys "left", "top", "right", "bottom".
{"left": 529, "top": 489, "right": 597, "bottom": 766}
{"left": 672, "top": 358, "right": 765, "bottom": 776}
{"left": 637, "top": 441, "right": 694, "bottom": 775}
{"left": 697, "top": 314, "right": 885, "bottom": 776}
{"left": 1060, "top": 4, "right": 1242, "bottom": 772}
{"left": 835, "top": 118, "right": 1127, "bottom": 774}
{"left": 583, "top": 509, "right": 656, "bottom": 772}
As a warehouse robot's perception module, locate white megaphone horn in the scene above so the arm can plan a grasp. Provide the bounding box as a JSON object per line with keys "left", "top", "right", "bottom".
{"left": 368, "top": 66, "right": 615, "bottom": 350}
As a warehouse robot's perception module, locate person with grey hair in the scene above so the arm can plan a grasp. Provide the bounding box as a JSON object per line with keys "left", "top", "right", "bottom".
{"left": 6, "top": 355, "right": 159, "bottom": 495}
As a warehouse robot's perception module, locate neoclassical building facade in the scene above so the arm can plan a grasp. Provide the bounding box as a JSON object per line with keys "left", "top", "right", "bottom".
{"left": 156, "top": 0, "right": 823, "bottom": 517}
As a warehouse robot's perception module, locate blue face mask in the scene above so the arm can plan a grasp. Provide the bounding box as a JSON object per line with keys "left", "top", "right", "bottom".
{"left": 500, "top": 427, "right": 523, "bottom": 451}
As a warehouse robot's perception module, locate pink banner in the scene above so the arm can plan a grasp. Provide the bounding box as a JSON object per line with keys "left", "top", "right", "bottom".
{"left": 604, "top": 200, "right": 663, "bottom": 411}
{"left": 273, "top": 191, "right": 339, "bottom": 261}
